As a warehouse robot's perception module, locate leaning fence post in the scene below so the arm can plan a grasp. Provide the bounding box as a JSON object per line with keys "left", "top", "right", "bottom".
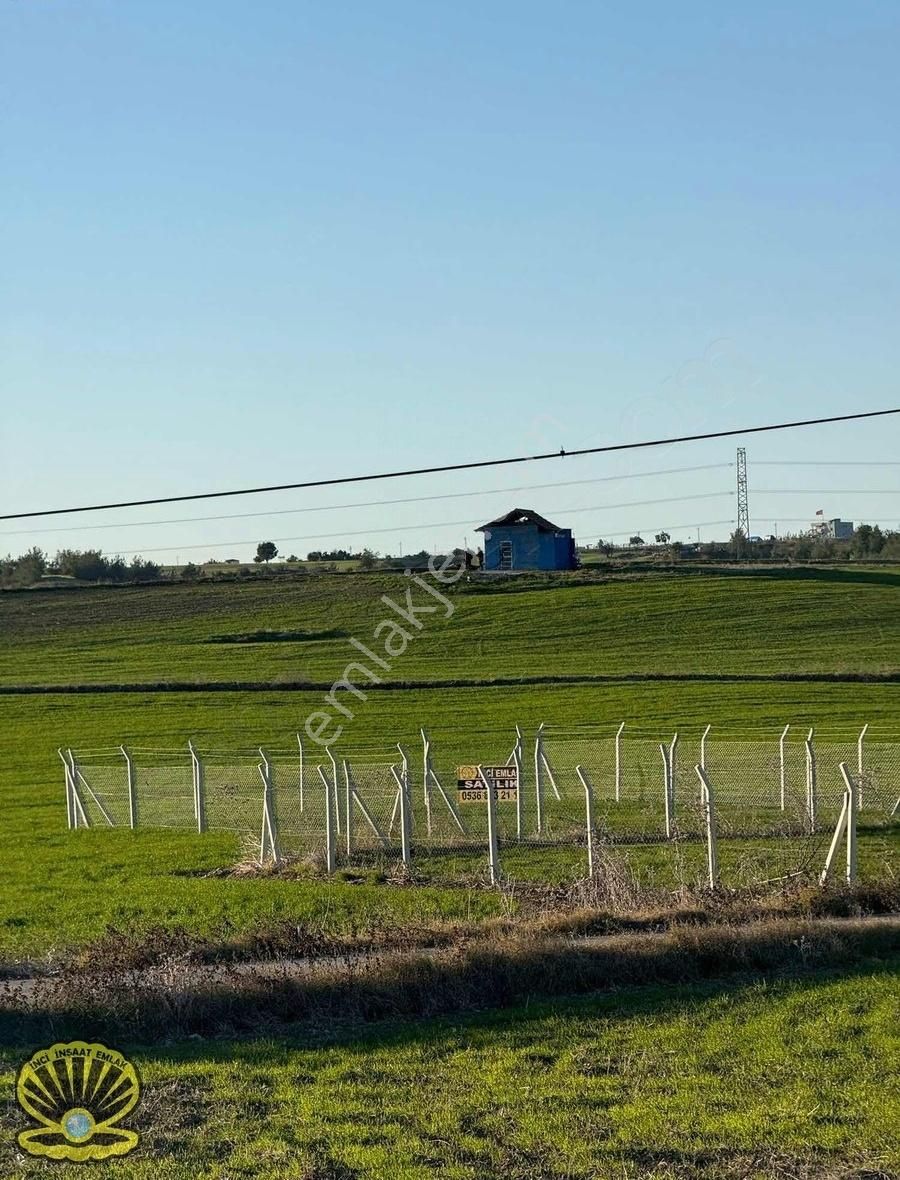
{"left": 820, "top": 790, "right": 850, "bottom": 885}
{"left": 668, "top": 732, "right": 678, "bottom": 816}
{"left": 614, "top": 721, "right": 625, "bottom": 803}
{"left": 695, "top": 766, "right": 719, "bottom": 889}
{"left": 840, "top": 762, "right": 858, "bottom": 884}
{"left": 779, "top": 724, "right": 790, "bottom": 811}
{"left": 121, "top": 745, "right": 137, "bottom": 829}
{"left": 660, "top": 744, "right": 672, "bottom": 839}
{"left": 805, "top": 730, "right": 817, "bottom": 834}
{"left": 479, "top": 765, "right": 501, "bottom": 886}
{"left": 576, "top": 765, "right": 595, "bottom": 878}
{"left": 534, "top": 724, "right": 545, "bottom": 835}
{"left": 258, "top": 748, "right": 280, "bottom": 865}
{"left": 857, "top": 723, "right": 868, "bottom": 809}
{"left": 317, "top": 764, "right": 336, "bottom": 873}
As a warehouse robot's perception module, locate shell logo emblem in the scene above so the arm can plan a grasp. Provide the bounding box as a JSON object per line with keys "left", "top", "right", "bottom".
{"left": 16, "top": 1041, "right": 141, "bottom": 1161}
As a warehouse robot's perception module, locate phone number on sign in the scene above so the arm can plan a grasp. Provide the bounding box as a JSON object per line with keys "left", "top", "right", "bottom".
{"left": 457, "top": 787, "right": 518, "bottom": 803}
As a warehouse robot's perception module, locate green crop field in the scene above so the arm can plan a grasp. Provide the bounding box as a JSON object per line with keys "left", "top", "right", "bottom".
{"left": 1, "top": 567, "right": 899, "bottom": 962}
{"left": 1, "top": 566, "right": 899, "bottom": 1178}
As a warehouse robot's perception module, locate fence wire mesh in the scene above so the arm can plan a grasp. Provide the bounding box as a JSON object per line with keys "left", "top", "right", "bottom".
{"left": 62, "top": 723, "right": 899, "bottom": 890}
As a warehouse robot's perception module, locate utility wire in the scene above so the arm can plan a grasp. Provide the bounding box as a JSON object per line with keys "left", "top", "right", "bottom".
{"left": 751, "top": 489, "right": 900, "bottom": 495}
{"left": 108, "top": 497, "right": 733, "bottom": 557}
{"left": 2, "top": 407, "right": 896, "bottom": 522}
{"left": 754, "top": 461, "right": 900, "bottom": 467}
{"left": 0, "top": 464, "right": 733, "bottom": 538}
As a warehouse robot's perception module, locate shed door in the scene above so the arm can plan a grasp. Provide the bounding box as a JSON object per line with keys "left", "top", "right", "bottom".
{"left": 499, "top": 540, "right": 513, "bottom": 570}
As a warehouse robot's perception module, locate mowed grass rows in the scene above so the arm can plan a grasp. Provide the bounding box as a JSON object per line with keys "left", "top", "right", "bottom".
{"left": 1, "top": 567, "right": 899, "bottom": 687}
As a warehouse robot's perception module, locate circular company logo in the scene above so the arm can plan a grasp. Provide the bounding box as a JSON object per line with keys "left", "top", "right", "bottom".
{"left": 16, "top": 1041, "right": 141, "bottom": 1161}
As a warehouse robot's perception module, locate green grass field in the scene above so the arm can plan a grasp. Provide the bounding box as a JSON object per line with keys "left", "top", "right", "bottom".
{"left": 1, "top": 568, "right": 898, "bottom": 962}
{"left": 3, "top": 565, "right": 899, "bottom": 687}
{"left": 2, "top": 961, "right": 898, "bottom": 1178}
{"left": 1, "top": 567, "right": 899, "bottom": 1177}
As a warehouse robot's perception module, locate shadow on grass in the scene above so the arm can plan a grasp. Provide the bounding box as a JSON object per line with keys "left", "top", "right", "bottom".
{"left": 1, "top": 917, "right": 897, "bottom": 1051}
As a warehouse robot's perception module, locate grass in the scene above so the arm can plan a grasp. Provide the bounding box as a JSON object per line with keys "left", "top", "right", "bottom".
{"left": 1, "top": 954, "right": 898, "bottom": 1177}
{"left": 0, "top": 568, "right": 897, "bottom": 962}
{"left": 1, "top": 567, "right": 898, "bottom": 1175}
{"left": 2, "top": 566, "right": 899, "bottom": 687}
{"left": 2, "top": 679, "right": 898, "bottom": 963}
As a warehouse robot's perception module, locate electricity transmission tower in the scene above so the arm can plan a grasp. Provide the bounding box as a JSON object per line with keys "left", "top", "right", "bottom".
{"left": 736, "top": 447, "right": 750, "bottom": 537}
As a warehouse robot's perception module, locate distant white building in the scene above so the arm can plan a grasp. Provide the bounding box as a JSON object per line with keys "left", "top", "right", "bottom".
{"left": 826, "top": 518, "right": 854, "bottom": 540}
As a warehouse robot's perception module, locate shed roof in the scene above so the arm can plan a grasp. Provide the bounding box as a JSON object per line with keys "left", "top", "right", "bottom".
{"left": 476, "top": 508, "right": 567, "bottom": 533}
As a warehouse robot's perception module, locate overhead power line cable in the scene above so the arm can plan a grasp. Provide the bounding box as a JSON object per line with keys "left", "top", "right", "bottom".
{"left": 2, "top": 407, "right": 896, "bottom": 522}
{"left": 0, "top": 464, "right": 733, "bottom": 538}
{"left": 107, "top": 494, "right": 733, "bottom": 556}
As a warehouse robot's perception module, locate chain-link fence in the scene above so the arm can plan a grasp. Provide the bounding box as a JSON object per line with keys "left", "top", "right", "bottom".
{"left": 60, "top": 722, "right": 900, "bottom": 891}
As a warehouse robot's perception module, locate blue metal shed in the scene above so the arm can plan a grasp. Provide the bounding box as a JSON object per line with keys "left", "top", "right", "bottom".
{"left": 476, "top": 508, "right": 577, "bottom": 571}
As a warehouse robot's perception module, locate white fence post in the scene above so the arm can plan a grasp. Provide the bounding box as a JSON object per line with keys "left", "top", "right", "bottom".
{"left": 188, "top": 740, "right": 205, "bottom": 834}
{"left": 317, "top": 764, "right": 336, "bottom": 873}
{"left": 695, "top": 766, "right": 719, "bottom": 888}
{"left": 121, "top": 745, "right": 137, "bottom": 830}
{"left": 614, "top": 721, "right": 625, "bottom": 803}
{"left": 840, "top": 762, "right": 858, "bottom": 884}
{"left": 479, "top": 765, "right": 501, "bottom": 886}
{"left": 820, "top": 791, "right": 850, "bottom": 886}
{"left": 805, "top": 730, "right": 817, "bottom": 834}
{"left": 66, "top": 750, "right": 90, "bottom": 828}
{"left": 296, "top": 733, "right": 304, "bottom": 812}
{"left": 668, "top": 732, "right": 678, "bottom": 818}
{"left": 397, "top": 745, "right": 411, "bottom": 865}
{"left": 420, "top": 727, "right": 433, "bottom": 837}
{"left": 513, "top": 744, "right": 523, "bottom": 840}
{"left": 343, "top": 759, "right": 353, "bottom": 857}
{"left": 576, "top": 765, "right": 595, "bottom": 879}
{"left": 779, "top": 724, "right": 790, "bottom": 811}
{"left": 660, "top": 743, "right": 672, "bottom": 839}
{"left": 534, "top": 724, "right": 545, "bottom": 834}
{"left": 58, "top": 749, "right": 74, "bottom": 829}
{"left": 857, "top": 723, "right": 868, "bottom": 809}
{"left": 700, "top": 725, "right": 711, "bottom": 771}
{"left": 327, "top": 747, "right": 341, "bottom": 838}
{"left": 258, "top": 748, "right": 279, "bottom": 864}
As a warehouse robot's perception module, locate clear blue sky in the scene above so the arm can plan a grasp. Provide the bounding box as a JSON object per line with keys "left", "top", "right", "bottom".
{"left": 2, "top": 0, "right": 898, "bottom": 561}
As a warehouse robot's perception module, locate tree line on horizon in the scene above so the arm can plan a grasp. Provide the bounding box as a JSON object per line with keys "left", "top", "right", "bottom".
{"left": 2, "top": 524, "right": 898, "bottom": 589}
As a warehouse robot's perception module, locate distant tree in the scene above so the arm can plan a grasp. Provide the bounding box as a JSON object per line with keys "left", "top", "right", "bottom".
{"left": 182, "top": 562, "right": 200, "bottom": 580}
{"left": 730, "top": 528, "right": 747, "bottom": 558}
{"left": 55, "top": 549, "right": 109, "bottom": 581}
{"left": 256, "top": 541, "right": 278, "bottom": 564}
{"left": 130, "top": 556, "right": 161, "bottom": 581}
{"left": 628, "top": 535, "right": 644, "bottom": 547}
{"left": 655, "top": 531, "right": 671, "bottom": 544}
{"left": 286, "top": 554, "right": 299, "bottom": 563}
{"left": 358, "top": 548, "right": 377, "bottom": 570}
{"left": 15, "top": 546, "right": 46, "bottom": 584}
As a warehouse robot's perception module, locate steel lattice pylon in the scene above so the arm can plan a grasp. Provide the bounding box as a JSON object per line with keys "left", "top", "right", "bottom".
{"left": 736, "top": 446, "right": 749, "bottom": 537}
